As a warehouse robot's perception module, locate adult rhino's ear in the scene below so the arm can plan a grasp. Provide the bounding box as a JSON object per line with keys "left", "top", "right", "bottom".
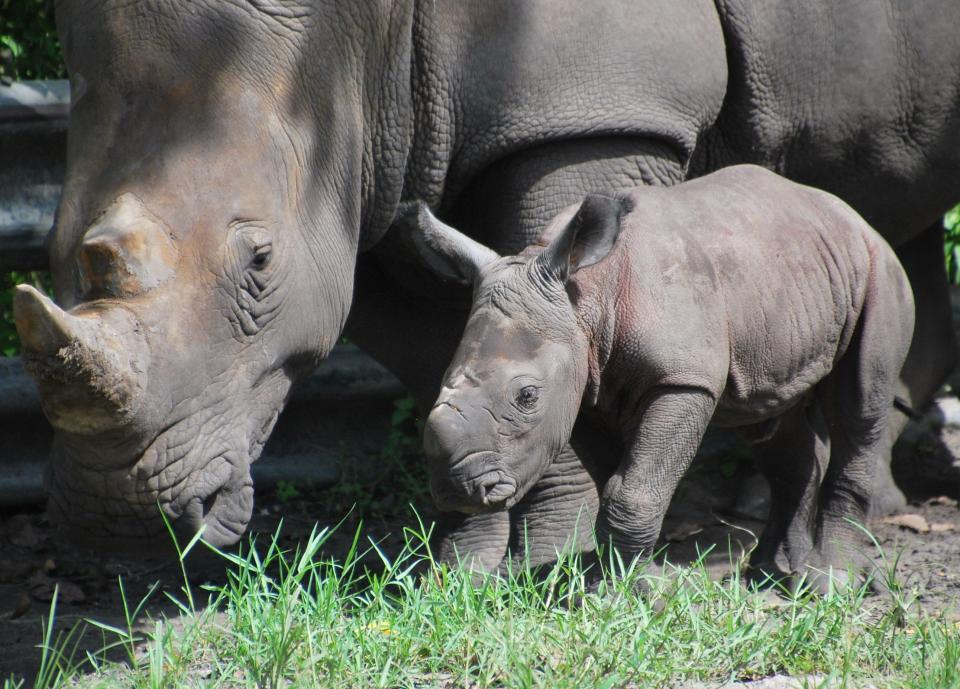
{"left": 537, "top": 194, "right": 630, "bottom": 282}
{"left": 393, "top": 201, "right": 500, "bottom": 285}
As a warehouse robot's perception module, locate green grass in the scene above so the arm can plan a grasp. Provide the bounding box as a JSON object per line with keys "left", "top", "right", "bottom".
{"left": 3, "top": 518, "right": 959, "bottom": 689}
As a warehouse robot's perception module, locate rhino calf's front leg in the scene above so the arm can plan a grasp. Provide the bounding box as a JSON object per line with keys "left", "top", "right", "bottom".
{"left": 434, "top": 509, "right": 511, "bottom": 574}
{"left": 597, "top": 388, "right": 717, "bottom": 558}
{"left": 500, "top": 443, "right": 602, "bottom": 574}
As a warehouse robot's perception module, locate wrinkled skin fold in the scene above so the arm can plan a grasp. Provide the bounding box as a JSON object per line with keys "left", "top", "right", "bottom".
{"left": 16, "top": 0, "right": 960, "bottom": 555}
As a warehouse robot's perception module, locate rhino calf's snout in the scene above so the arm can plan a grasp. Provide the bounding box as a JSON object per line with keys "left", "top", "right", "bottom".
{"left": 424, "top": 405, "right": 517, "bottom": 512}
{"left": 428, "top": 453, "right": 517, "bottom": 513}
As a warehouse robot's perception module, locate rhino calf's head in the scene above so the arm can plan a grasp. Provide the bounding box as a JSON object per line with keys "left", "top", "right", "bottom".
{"left": 396, "top": 197, "right": 627, "bottom": 513}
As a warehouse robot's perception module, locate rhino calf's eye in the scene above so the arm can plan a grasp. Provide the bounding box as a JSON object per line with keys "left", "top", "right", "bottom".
{"left": 516, "top": 385, "right": 539, "bottom": 410}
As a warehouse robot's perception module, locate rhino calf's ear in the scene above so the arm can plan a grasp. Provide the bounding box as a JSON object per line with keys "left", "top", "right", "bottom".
{"left": 393, "top": 201, "right": 500, "bottom": 285}
{"left": 537, "top": 193, "right": 629, "bottom": 282}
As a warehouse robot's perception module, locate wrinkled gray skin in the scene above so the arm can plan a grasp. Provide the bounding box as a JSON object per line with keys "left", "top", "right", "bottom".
{"left": 405, "top": 165, "right": 915, "bottom": 590}
{"left": 11, "top": 1, "right": 960, "bottom": 561}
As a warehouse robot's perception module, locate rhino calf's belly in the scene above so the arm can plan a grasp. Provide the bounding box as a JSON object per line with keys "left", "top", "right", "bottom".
{"left": 714, "top": 352, "right": 839, "bottom": 426}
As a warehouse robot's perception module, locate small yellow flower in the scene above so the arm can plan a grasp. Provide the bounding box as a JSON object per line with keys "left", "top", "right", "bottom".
{"left": 366, "top": 620, "right": 395, "bottom": 635}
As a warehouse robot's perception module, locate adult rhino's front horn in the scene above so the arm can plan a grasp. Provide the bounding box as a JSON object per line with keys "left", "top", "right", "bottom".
{"left": 14, "top": 285, "right": 149, "bottom": 436}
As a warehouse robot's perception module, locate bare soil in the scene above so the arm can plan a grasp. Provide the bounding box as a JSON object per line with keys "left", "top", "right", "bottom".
{"left": 1, "top": 403, "right": 959, "bottom": 682}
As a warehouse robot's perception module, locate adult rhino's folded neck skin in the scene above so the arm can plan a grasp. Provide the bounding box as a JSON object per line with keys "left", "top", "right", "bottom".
{"left": 15, "top": 0, "right": 415, "bottom": 548}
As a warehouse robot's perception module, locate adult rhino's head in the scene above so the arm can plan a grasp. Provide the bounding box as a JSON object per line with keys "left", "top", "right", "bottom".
{"left": 15, "top": 1, "right": 411, "bottom": 546}
{"left": 395, "top": 197, "right": 626, "bottom": 513}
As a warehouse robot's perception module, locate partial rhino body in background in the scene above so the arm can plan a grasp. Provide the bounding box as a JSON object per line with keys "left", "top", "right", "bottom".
{"left": 14, "top": 0, "right": 960, "bottom": 564}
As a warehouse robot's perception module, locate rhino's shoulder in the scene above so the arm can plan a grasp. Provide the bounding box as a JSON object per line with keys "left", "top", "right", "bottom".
{"left": 417, "top": 0, "right": 728, "bottom": 182}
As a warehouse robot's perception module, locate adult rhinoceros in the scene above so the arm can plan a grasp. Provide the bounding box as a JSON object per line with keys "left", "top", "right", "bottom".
{"left": 13, "top": 0, "right": 960, "bottom": 566}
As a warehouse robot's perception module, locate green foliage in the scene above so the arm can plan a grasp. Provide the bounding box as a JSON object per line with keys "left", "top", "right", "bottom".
{"left": 382, "top": 395, "right": 422, "bottom": 463}
{"left": 0, "top": 0, "right": 64, "bottom": 80}
{"left": 275, "top": 480, "right": 303, "bottom": 504}
{"left": 0, "top": 3, "right": 64, "bottom": 355}
{"left": 944, "top": 205, "right": 960, "bottom": 285}
{"left": 0, "top": 271, "right": 51, "bottom": 356}
{"left": 324, "top": 395, "right": 429, "bottom": 517}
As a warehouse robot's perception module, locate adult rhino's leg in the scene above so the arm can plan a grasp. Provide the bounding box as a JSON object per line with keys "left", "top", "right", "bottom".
{"left": 871, "top": 222, "right": 958, "bottom": 516}
{"left": 445, "top": 137, "right": 686, "bottom": 254}
{"left": 497, "top": 415, "right": 617, "bottom": 576}
{"left": 348, "top": 137, "right": 687, "bottom": 569}
{"left": 898, "top": 220, "right": 959, "bottom": 402}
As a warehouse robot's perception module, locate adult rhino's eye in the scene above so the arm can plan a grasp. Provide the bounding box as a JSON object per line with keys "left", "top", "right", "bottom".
{"left": 250, "top": 245, "right": 272, "bottom": 270}
{"left": 515, "top": 385, "right": 539, "bottom": 410}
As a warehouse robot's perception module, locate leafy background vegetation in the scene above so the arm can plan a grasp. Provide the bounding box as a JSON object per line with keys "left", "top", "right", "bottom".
{"left": 944, "top": 206, "right": 960, "bottom": 285}
{"left": 0, "top": 0, "right": 63, "bottom": 81}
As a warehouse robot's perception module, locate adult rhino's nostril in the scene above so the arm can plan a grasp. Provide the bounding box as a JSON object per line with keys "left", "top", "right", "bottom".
{"left": 76, "top": 193, "right": 179, "bottom": 299}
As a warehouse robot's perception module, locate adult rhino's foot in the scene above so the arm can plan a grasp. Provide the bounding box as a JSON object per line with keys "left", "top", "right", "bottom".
{"left": 744, "top": 561, "right": 793, "bottom": 591}
{"left": 868, "top": 462, "right": 908, "bottom": 518}
{"left": 570, "top": 549, "right": 666, "bottom": 614}
{"left": 868, "top": 399, "right": 913, "bottom": 519}
{"left": 792, "top": 565, "right": 863, "bottom": 597}
{"left": 791, "top": 545, "right": 873, "bottom": 597}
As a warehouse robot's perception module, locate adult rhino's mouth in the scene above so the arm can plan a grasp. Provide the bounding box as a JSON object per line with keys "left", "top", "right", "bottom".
{"left": 174, "top": 454, "right": 255, "bottom": 546}
{"left": 44, "top": 414, "right": 263, "bottom": 550}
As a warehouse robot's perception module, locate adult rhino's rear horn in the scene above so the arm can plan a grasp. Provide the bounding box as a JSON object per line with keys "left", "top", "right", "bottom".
{"left": 14, "top": 284, "right": 150, "bottom": 435}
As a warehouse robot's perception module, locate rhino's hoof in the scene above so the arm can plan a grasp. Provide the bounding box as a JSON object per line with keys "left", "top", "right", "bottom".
{"left": 744, "top": 562, "right": 791, "bottom": 591}
{"left": 868, "top": 481, "right": 907, "bottom": 518}
{"left": 792, "top": 562, "right": 869, "bottom": 597}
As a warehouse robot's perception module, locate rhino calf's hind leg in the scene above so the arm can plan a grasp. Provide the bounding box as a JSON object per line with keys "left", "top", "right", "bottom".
{"left": 748, "top": 402, "right": 830, "bottom": 584}
{"left": 803, "top": 269, "right": 914, "bottom": 594}
{"left": 805, "top": 399, "right": 892, "bottom": 594}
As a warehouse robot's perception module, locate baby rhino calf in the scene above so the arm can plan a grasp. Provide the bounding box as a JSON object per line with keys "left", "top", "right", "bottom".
{"left": 399, "top": 165, "right": 914, "bottom": 591}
